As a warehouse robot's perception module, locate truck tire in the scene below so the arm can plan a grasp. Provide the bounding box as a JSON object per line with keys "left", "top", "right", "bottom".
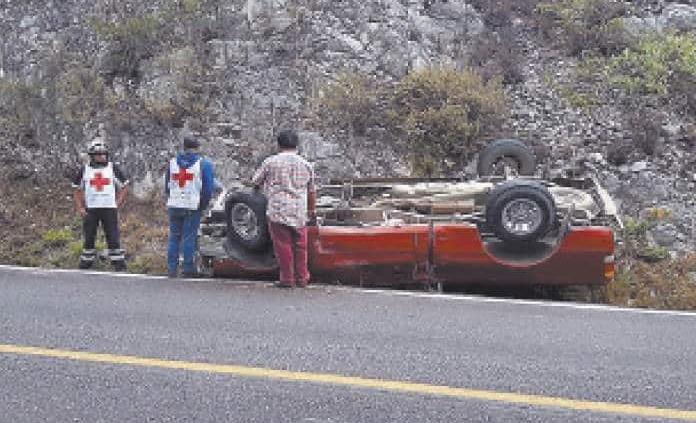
{"left": 226, "top": 190, "right": 270, "bottom": 252}
{"left": 485, "top": 180, "right": 556, "bottom": 245}
{"left": 478, "top": 139, "right": 536, "bottom": 177}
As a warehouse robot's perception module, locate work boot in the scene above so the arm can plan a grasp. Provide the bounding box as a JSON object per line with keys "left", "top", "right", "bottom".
{"left": 79, "top": 249, "right": 96, "bottom": 269}
{"left": 108, "top": 249, "right": 126, "bottom": 271}
{"left": 78, "top": 259, "right": 93, "bottom": 270}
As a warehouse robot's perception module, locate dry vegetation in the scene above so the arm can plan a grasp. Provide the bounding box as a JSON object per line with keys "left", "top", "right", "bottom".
{"left": 312, "top": 67, "right": 506, "bottom": 176}
{"left": 0, "top": 181, "right": 169, "bottom": 275}
{"left": 608, "top": 254, "right": 696, "bottom": 310}
{"left": 605, "top": 211, "right": 696, "bottom": 310}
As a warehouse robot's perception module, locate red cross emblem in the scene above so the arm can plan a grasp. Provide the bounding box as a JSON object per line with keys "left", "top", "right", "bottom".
{"left": 172, "top": 167, "right": 194, "bottom": 188}
{"left": 89, "top": 172, "right": 111, "bottom": 192}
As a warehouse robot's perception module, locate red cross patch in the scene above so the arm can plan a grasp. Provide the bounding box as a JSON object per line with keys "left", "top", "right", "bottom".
{"left": 172, "top": 167, "right": 194, "bottom": 188}
{"left": 90, "top": 172, "right": 111, "bottom": 192}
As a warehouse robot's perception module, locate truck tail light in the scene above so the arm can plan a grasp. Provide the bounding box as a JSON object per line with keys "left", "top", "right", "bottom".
{"left": 603, "top": 255, "right": 615, "bottom": 282}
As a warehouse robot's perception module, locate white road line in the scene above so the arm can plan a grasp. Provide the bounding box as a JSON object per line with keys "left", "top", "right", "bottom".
{"left": 337, "top": 287, "right": 696, "bottom": 318}
{"left": 2, "top": 264, "right": 696, "bottom": 318}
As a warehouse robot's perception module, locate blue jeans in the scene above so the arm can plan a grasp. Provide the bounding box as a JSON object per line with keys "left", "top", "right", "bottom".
{"left": 167, "top": 208, "right": 201, "bottom": 274}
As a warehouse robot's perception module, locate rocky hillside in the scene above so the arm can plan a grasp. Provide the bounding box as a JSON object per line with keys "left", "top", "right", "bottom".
{"left": 0, "top": 0, "right": 695, "bottom": 256}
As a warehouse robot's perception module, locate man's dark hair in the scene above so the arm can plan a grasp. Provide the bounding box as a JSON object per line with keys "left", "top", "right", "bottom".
{"left": 183, "top": 135, "right": 200, "bottom": 150}
{"left": 277, "top": 130, "right": 298, "bottom": 149}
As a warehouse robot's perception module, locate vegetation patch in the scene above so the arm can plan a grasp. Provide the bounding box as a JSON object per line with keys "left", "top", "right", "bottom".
{"left": 620, "top": 214, "right": 672, "bottom": 262}
{"left": 56, "top": 65, "right": 107, "bottom": 124}
{"left": 311, "top": 68, "right": 506, "bottom": 175}
{"left": 41, "top": 229, "right": 76, "bottom": 247}
{"left": 469, "top": 27, "right": 526, "bottom": 84}
{"left": 537, "top": 0, "right": 632, "bottom": 57}
{"left": 608, "top": 32, "right": 696, "bottom": 114}
{"left": 468, "top": 0, "right": 543, "bottom": 27}
{"left": 310, "top": 72, "right": 382, "bottom": 137}
{"left": 389, "top": 68, "right": 506, "bottom": 175}
{"left": 0, "top": 79, "right": 43, "bottom": 144}
{"left": 143, "top": 47, "right": 211, "bottom": 127}
{"left": 88, "top": 0, "right": 208, "bottom": 85}
{"left": 0, "top": 181, "right": 168, "bottom": 275}
{"left": 89, "top": 14, "right": 161, "bottom": 83}
{"left": 603, "top": 208, "right": 696, "bottom": 311}
{"left": 609, "top": 254, "right": 696, "bottom": 310}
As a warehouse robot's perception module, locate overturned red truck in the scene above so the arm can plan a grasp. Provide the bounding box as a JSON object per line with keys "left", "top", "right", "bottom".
{"left": 199, "top": 140, "right": 618, "bottom": 292}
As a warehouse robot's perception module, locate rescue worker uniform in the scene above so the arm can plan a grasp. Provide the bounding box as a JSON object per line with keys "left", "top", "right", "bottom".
{"left": 72, "top": 154, "right": 129, "bottom": 270}
{"left": 165, "top": 136, "right": 215, "bottom": 277}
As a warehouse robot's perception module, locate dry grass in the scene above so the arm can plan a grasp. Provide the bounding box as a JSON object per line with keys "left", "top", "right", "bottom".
{"left": 118, "top": 191, "right": 170, "bottom": 275}
{"left": 608, "top": 254, "right": 696, "bottom": 310}
{"left": 0, "top": 180, "right": 169, "bottom": 275}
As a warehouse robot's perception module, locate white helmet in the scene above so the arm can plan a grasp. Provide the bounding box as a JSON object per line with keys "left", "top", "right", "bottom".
{"left": 87, "top": 138, "right": 108, "bottom": 156}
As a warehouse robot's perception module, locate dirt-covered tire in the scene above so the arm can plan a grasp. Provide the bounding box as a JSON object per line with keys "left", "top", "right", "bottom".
{"left": 225, "top": 190, "right": 270, "bottom": 252}
{"left": 485, "top": 180, "right": 556, "bottom": 245}
{"left": 477, "top": 139, "right": 536, "bottom": 177}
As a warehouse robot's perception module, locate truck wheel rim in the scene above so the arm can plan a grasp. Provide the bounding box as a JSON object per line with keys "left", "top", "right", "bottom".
{"left": 501, "top": 198, "right": 543, "bottom": 236}
{"left": 230, "top": 203, "right": 259, "bottom": 241}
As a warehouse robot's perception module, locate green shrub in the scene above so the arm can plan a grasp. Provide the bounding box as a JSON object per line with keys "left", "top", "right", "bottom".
{"left": 310, "top": 69, "right": 506, "bottom": 175}
{"left": 89, "top": 14, "right": 161, "bottom": 82}
{"left": 41, "top": 229, "right": 75, "bottom": 247}
{"left": 624, "top": 105, "right": 665, "bottom": 155}
{"left": 608, "top": 33, "right": 696, "bottom": 112}
{"left": 620, "top": 213, "right": 673, "bottom": 262}
{"left": 14, "top": 246, "right": 43, "bottom": 267}
{"left": 68, "top": 240, "right": 84, "bottom": 258}
{"left": 0, "top": 79, "right": 42, "bottom": 143}
{"left": 88, "top": 1, "right": 209, "bottom": 85}
{"left": 559, "top": 86, "right": 598, "bottom": 109}
{"left": 389, "top": 68, "right": 506, "bottom": 175}
{"left": 311, "top": 72, "right": 381, "bottom": 136}
{"left": 143, "top": 48, "right": 209, "bottom": 127}
{"left": 128, "top": 254, "right": 168, "bottom": 275}
{"left": 537, "top": 0, "right": 632, "bottom": 57}
{"left": 56, "top": 65, "right": 106, "bottom": 124}
{"left": 177, "top": 0, "right": 203, "bottom": 14}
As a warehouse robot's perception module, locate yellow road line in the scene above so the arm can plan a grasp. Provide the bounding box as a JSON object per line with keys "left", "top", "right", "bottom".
{"left": 1, "top": 343, "right": 695, "bottom": 421}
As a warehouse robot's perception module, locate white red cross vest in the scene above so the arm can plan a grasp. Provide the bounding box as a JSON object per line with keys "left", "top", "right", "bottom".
{"left": 84, "top": 163, "right": 117, "bottom": 209}
{"left": 167, "top": 158, "right": 202, "bottom": 210}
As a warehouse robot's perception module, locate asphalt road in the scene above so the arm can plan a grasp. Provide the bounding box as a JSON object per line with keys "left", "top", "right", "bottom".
{"left": 1, "top": 266, "right": 695, "bottom": 422}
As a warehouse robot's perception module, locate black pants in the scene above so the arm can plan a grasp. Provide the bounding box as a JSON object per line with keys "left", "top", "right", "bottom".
{"left": 84, "top": 208, "right": 121, "bottom": 250}
{"left": 80, "top": 208, "right": 125, "bottom": 269}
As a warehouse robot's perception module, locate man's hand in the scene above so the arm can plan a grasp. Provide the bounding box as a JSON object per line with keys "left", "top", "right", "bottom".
{"left": 73, "top": 190, "right": 86, "bottom": 218}
{"left": 116, "top": 187, "right": 128, "bottom": 208}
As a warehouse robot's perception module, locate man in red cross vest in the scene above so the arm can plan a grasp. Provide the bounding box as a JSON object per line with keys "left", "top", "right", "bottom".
{"left": 165, "top": 135, "right": 215, "bottom": 278}
{"left": 72, "top": 138, "right": 129, "bottom": 271}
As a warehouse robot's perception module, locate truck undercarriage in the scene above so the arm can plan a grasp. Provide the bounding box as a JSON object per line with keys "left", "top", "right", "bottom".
{"left": 199, "top": 140, "right": 618, "bottom": 291}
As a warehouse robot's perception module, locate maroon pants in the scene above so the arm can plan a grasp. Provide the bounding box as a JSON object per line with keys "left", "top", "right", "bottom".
{"left": 268, "top": 221, "right": 310, "bottom": 287}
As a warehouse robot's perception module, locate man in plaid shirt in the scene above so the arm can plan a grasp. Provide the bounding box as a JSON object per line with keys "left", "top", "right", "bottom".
{"left": 252, "top": 130, "right": 316, "bottom": 288}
